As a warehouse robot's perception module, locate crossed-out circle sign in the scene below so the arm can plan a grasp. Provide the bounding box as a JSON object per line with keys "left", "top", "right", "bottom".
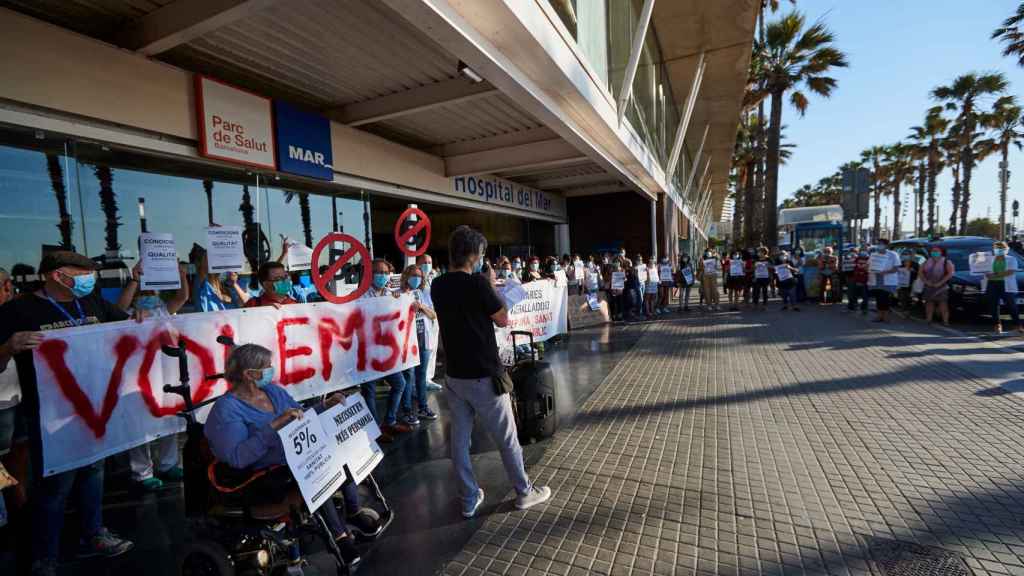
{"left": 310, "top": 233, "right": 371, "bottom": 304}
{"left": 394, "top": 207, "right": 431, "bottom": 257}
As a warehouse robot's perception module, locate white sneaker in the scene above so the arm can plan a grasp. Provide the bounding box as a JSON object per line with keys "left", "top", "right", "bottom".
{"left": 514, "top": 485, "right": 552, "bottom": 510}
{"left": 462, "top": 488, "right": 484, "bottom": 518}
{"left": 426, "top": 381, "right": 443, "bottom": 391}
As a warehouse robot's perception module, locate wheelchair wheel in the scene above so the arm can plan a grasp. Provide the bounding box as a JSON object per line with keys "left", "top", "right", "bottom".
{"left": 180, "top": 539, "right": 236, "bottom": 576}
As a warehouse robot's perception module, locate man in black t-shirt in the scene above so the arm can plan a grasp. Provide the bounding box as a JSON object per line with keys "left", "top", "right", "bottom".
{"left": 0, "top": 251, "right": 133, "bottom": 575}
{"left": 431, "top": 226, "right": 552, "bottom": 518}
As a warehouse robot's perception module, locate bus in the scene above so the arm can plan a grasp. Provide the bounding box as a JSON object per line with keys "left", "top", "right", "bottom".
{"left": 778, "top": 205, "right": 844, "bottom": 253}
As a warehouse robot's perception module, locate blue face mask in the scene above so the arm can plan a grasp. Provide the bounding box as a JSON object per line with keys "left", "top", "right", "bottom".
{"left": 408, "top": 276, "right": 422, "bottom": 290}
{"left": 272, "top": 278, "right": 293, "bottom": 296}
{"left": 253, "top": 366, "right": 274, "bottom": 389}
{"left": 473, "top": 259, "right": 484, "bottom": 274}
{"left": 373, "top": 273, "right": 389, "bottom": 289}
{"left": 136, "top": 295, "right": 162, "bottom": 310}
{"left": 995, "top": 248, "right": 1008, "bottom": 257}
{"left": 63, "top": 272, "right": 96, "bottom": 298}
{"left": 419, "top": 264, "right": 431, "bottom": 278}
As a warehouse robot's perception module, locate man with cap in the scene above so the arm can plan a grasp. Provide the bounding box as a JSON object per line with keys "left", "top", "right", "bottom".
{"left": 0, "top": 251, "right": 134, "bottom": 576}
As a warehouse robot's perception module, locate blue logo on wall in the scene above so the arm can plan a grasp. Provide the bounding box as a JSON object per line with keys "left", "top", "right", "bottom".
{"left": 274, "top": 101, "right": 333, "bottom": 180}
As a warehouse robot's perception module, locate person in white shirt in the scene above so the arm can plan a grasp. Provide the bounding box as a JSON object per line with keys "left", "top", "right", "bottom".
{"left": 867, "top": 238, "right": 901, "bottom": 323}
{"left": 416, "top": 253, "right": 443, "bottom": 391}
{"left": 983, "top": 240, "right": 1022, "bottom": 334}
{"left": 359, "top": 259, "right": 410, "bottom": 442}
{"left": 116, "top": 260, "right": 189, "bottom": 491}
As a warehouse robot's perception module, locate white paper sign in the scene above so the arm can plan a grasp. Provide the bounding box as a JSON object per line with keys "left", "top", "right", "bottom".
{"left": 775, "top": 265, "right": 793, "bottom": 282}
{"left": 897, "top": 269, "right": 911, "bottom": 288}
{"left": 660, "top": 265, "right": 673, "bottom": 283}
{"left": 869, "top": 253, "right": 889, "bottom": 273}
{"left": 683, "top": 269, "right": 694, "bottom": 285}
{"left": 647, "top": 267, "right": 660, "bottom": 284}
{"left": 587, "top": 293, "right": 601, "bottom": 311}
{"left": 319, "top": 394, "right": 383, "bottom": 485}
{"left": 611, "top": 272, "right": 626, "bottom": 290}
{"left": 703, "top": 259, "right": 719, "bottom": 275}
{"left": 637, "top": 266, "right": 648, "bottom": 283}
{"left": 280, "top": 409, "right": 347, "bottom": 513}
{"left": 286, "top": 239, "right": 314, "bottom": 271}
{"left": 585, "top": 269, "right": 599, "bottom": 292}
{"left": 970, "top": 252, "right": 994, "bottom": 276}
{"left": 729, "top": 260, "right": 744, "bottom": 276}
{"left": 205, "top": 226, "right": 244, "bottom": 273}
{"left": 139, "top": 233, "right": 180, "bottom": 290}
{"left": 755, "top": 262, "right": 770, "bottom": 279}
{"left": 842, "top": 255, "right": 855, "bottom": 272}
{"left": 553, "top": 269, "right": 568, "bottom": 287}
{"left": 573, "top": 264, "right": 585, "bottom": 283}
{"left": 501, "top": 279, "right": 529, "bottom": 308}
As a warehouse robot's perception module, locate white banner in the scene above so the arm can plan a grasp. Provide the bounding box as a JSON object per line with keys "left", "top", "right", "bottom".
{"left": 206, "top": 226, "right": 244, "bottom": 273}
{"left": 495, "top": 279, "right": 567, "bottom": 356}
{"left": 32, "top": 295, "right": 419, "bottom": 476}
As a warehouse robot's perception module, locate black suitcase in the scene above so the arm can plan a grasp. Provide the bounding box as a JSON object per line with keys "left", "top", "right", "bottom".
{"left": 509, "top": 331, "right": 557, "bottom": 444}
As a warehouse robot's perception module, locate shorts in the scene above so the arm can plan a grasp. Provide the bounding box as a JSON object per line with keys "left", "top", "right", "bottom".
{"left": 0, "top": 404, "right": 27, "bottom": 456}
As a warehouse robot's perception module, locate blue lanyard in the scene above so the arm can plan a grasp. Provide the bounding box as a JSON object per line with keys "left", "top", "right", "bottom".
{"left": 42, "top": 292, "right": 86, "bottom": 326}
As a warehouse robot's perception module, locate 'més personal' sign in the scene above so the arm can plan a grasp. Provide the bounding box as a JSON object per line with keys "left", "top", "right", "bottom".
{"left": 195, "top": 75, "right": 276, "bottom": 169}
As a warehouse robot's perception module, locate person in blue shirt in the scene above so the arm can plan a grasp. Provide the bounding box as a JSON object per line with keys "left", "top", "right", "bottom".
{"left": 204, "top": 344, "right": 363, "bottom": 565}
{"left": 192, "top": 248, "right": 250, "bottom": 311}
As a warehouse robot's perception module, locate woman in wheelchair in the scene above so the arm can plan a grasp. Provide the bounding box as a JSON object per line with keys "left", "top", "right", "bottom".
{"left": 204, "top": 344, "right": 367, "bottom": 565}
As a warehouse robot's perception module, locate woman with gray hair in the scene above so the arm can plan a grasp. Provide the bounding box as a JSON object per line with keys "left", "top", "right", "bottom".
{"left": 204, "top": 343, "right": 362, "bottom": 565}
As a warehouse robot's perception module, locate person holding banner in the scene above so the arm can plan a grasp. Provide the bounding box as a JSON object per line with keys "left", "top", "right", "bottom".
{"left": 398, "top": 265, "right": 439, "bottom": 424}
{"left": 359, "top": 260, "right": 410, "bottom": 441}
{"left": 606, "top": 258, "right": 626, "bottom": 321}
{"left": 658, "top": 256, "right": 673, "bottom": 314}
{"left": 776, "top": 252, "right": 800, "bottom": 311}
{"left": 983, "top": 241, "right": 1023, "bottom": 334}
{"left": 116, "top": 260, "right": 190, "bottom": 492}
{"left": 699, "top": 251, "right": 721, "bottom": 311}
{"left": 203, "top": 344, "right": 362, "bottom": 566}
{"left": 244, "top": 262, "right": 298, "bottom": 308}
{"left": 676, "top": 254, "right": 694, "bottom": 312}
{"left": 0, "top": 251, "right": 134, "bottom": 576}
{"left": 431, "top": 226, "right": 552, "bottom": 518}
{"left": 751, "top": 248, "right": 772, "bottom": 311}
{"left": 523, "top": 257, "right": 543, "bottom": 283}
{"left": 867, "top": 239, "right": 901, "bottom": 323}
{"left": 415, "top": 254, "right": 443, "bottom": 393}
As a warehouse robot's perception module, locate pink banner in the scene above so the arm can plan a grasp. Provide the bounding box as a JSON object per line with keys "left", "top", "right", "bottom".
{"left": 32, "top": 295, "right": 418, "bottom": 476}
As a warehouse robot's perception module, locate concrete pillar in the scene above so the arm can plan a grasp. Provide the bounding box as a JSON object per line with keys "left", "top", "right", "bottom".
{"left": 650, "top": 198, "right": 658, "bottom": 260}
{"left": 554, "top": 223, "right": 570, "bottom": 256}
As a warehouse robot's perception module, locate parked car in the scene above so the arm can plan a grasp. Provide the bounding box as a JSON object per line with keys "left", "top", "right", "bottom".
{"left": 891, "top": 236, "right": 1024, "bottom": 318}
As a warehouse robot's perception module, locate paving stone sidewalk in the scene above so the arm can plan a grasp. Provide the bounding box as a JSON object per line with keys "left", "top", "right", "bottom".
{"left": 440, "top": 307, "right": 1024, "bottom": 576}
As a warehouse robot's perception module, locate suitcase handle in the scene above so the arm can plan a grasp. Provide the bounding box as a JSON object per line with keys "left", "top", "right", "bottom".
{"left": 511, "top": 330, "right": 536, "bottom": 363}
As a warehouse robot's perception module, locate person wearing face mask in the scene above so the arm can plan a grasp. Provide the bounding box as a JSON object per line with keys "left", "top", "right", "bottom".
{"left": 0, "top": 251, "right": 135, "bottom": 573}
{"left": 657, "top": 256, "right": 673, "bottom": 314}
{"left": 115, "top": 259, "right": 190, "bottom": 492}
{"left": 203, "top": 344, "right": 363, "bottom": 567}
{"left": 775, "top": 251, "right": 800, "bottom": 311}
{"left": 792, "top": 247, "right": 807, "bottom": 303}
{"left": 415, "top": 254, "right": 444, "bottom": 392}
{"left": 920, "top": 245, "right": 954, "bottom": 326}
{"left": 359, "top": 259, "right": 409, "bottom": 440}
{"left": 244, "top": 262, "right": 298, "bottom": 308}
{"left": 430, "top": 226, "right": 552, "bottom": 518}
{"left": 643, "top": 258, "right": 659, "bottom": 318}
{"left": 191, "top": 244, "right": 250, "bottom": 311}
{"left": 605, "top": 257, "right": 626, "bottom": 321}
{"left": 698, "top": 250, "right": 721, "bottom": 311}
{"left": 846, "top": 250, "right": 870, "bottom": 315}
{"left": 398, "top": 265, "right": 439, "bottom": 424}
{"left": 895, "top": 251, "right": 919, "bottom": 311}
{"left": 524, "top": 256, "right": 543, "bottom": 283}
{"left": 751, "top": 248, "right": 772, "bottom": 311}
{"left": 511, "top": 257, "right": 523, "bottom": 277}
{"left": 867, "top": 239, "right": 901, "bottom": 323}
{"left": 983, "top": 240, "right": 1022, "bottom": 334}
{"left": 676, "top": 254, "right": 694, "bottom": 312}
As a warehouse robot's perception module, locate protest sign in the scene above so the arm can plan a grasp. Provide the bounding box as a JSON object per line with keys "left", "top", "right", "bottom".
{"left": 587, "top": 293, "right": 601, "bottom": 311}
{"left": 500, "top": 279, "right": 528, "bottom": 308}
{"left": 553, "top": 269, "right": 568, "bottom": 287}
{"left": 611, "top": 272, "right": 625, "bottom": 290}
{"left": 585, "top": 269, "right": 599, "bottom": 292}
{"left": 703, "top": 259, "right": 719, "bottom": 275}
{"left": 32, "top": 295, "right": 419, "bottom": 476}
{"left": 869, "top": 253, "right": 889, "bottom": 273}
{"left": 897, "top": 269, "right": 911, "bottom": 288}
{"left": 969, "top": 252, "right": 994, "bottom": 276}
{"left": 682, "top": 269, "right": 694, "bottom": 285}
{"left": 755, "top": 262, "right": 770, "bottom": 279}
{"left": 280, "top": 409, "right": 346, "bottom": 513}
{"left": 495, "top": 279, "right": 567, "bottom": 356}
{"left": 573, "top": 263, "right": 585, "bottom": 283}
{"left": 647, "top": 267, "right": 659, "bottom": 284}
{"left": 660, "top": 265, "right": 673, "bottom": 283}
{"left": 205, "top": 226, "right": 244, "bottom": 273}
{"left": 286, "top": 239, "right": 314, "bottom": 271}
{"left": 775, "top": 265, "right": 793, "bottom": 282}
{"left": 636, "top": 266, "right": 648, "bottom": 283}
{"left": 139, "top": 233, "right": 180, "bottom": 290}
{"left": 729, "top": 260, "right": 744, "bottom": 276}
{"left": 319, "top": 393, "right": 382, "bottom": 484}
{"left": 842, "top": 255, "right": 855, "bottom": 272}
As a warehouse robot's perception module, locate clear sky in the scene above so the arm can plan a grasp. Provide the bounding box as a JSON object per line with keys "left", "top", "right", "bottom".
{"left": 776, "top": 0, "right": 1024, "bottom": 233}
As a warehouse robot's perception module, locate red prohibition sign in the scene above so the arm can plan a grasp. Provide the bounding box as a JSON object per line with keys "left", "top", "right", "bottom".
{"left": 394, "top": 207, "right": 431, "bottom": 257}
{"left": 310, "top": 233, "right": 371, "bottom": 304}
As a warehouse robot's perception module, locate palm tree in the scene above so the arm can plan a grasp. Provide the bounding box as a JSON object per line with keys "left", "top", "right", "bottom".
{"left": 907, "top": 106, "right": 949, "bottom": 236}
{"left": 883, "top": 143, "right": 915, "bottom": 239}
{"left": 283, "top": 190, "right": 314, "bottom": 247}
{"left": 985, "top": 96, "right": 1024, "bottom": 239}
{"left": 750, "top": 11, "right": 848, "bottom": 247}
{"left": 239, "top": 184, "right": 255, "bottom": 227}
{"left": 941, "top": 132, "right": 963, "bottom": 234}
{"left": 861, "top": 146, "right": 887, "bottom": 240}
{"left": 932, "top": 72, "right": 1009, "bottom": 233}
{"left": 94, "top": 165, "right": 121, "bottom": 257}
{"left": 992, "top": 3, "right": 1024, "bottom": 67}
{"left": 46, "top": 153, "right": 73, "bottom": 249}
{"left": 203, "top": 179, "right": 214, "bottom": 226}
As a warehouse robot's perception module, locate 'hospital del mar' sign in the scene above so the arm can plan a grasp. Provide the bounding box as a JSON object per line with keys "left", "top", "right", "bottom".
{"left": 451, "top": 175, "right": 566, "bottom": 220}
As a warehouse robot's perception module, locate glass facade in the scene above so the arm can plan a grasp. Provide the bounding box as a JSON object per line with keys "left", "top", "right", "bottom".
{"left": 0, "top": 125, "right": 365, "bottom": 303}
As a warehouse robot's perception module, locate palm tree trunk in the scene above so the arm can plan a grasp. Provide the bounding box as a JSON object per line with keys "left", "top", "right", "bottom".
{"left": 892, "top": 177, "right": 901, "bottom": 240}
{"left": 1000, "top": 142, "right": 1009, "bottom": 240}
{"left": 94, "top": 165, "right": 121, "bottom": 255}
{"left": 926, "top": 146, "right": 937, "bottom": 236}
{"left": 753, "top": 153, "right": 765, "bottom": 243}
{"left": 743, "top": 160, "right": 756, "bottom": 245}
{"left": 960, "top": 148, "right": 973, "bottom": 234}
{"left": 916, "top": 163, "right": 925, "bottom": 236}
{"left": 731, "top": 181, "right": 744, "bottom": 243}
{"left": 46, "top": 154, "right": 73, "bottom": 249}
{"left": 949, "top": 164, "right": 961, "bottom": 235}
{"left": 765, "top": 90, "right": 784, "bottom": 247}
{"left": 299, "top": 192, "right": 313, "bottom": 247}
{"left": 240, "top": 185, "right": 255, "bottom": 227}
{"left": 203, "top": 179, "right": 214, "bottom": 226}
{"left": 872, "top": 161, "right": 882, "bottom": 241}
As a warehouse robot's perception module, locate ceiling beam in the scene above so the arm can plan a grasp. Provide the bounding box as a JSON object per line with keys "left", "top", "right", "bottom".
{"left": 445, "top": 138, "right": 586, "bottom": 176}
{"left": 117, "top": 0, "right": 280, "bottom": 55}
{"left": 617, "top": 0, "right": 656, "bottom": 124}
{"left": 530, "top": 172, "right": 619, "bottom": 190}
{"left": 428, "top": 126, "right": 557, "bottom": 157}
{"left": 328, "top": 78, "right": 499, "bottom": 127}
{"left": 665, "top": 51, "right": 705, "bottom": 182}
